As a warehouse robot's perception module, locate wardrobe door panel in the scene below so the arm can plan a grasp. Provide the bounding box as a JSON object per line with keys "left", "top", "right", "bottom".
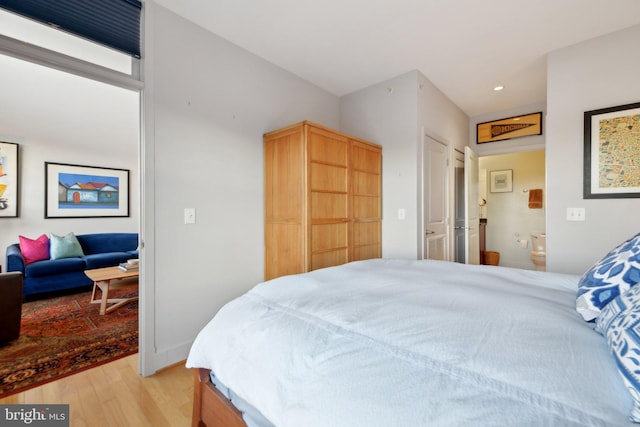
{"left": 311, "top": 223, "right": 348, "bottom": 252}
{"left": 311, "top": 249, "right": 349, "bottom": 271}
{"left": 311, "top": 193, "right": 347, "bottom": 220}
{"left": 350, "top": 140, "right": 382, "bottom": 263}
{"left": 352, "top": 195, "right": 380, "bottom": 219}
{"left": 351, "top": 142, "right": 381, "bottom": 174}
{"left": 352, "top": 221, "right": 380, "bottom": 246}
{"left": 352, "top": 170, "right": 380, "bottom": 196}
{"left": 308, "top": 129, "right": 348, "bottom": 166}
{"left": 352, "top": 245, "right": 380, "bottom": 261}
{"left": 310, "top": 163, "right": 347, "bottom": 193}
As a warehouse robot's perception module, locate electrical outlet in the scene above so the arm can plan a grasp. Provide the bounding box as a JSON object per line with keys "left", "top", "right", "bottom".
{"left": 184, "top": 208, "right": 196, "bottom": 224}
{"left": 566, "top": 207, "right": 585, "bottom": 221}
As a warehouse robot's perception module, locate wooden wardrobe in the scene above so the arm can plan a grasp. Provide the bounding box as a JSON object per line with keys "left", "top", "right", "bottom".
{"left": 264, "top": 121, "right": 382, "bottom": 281}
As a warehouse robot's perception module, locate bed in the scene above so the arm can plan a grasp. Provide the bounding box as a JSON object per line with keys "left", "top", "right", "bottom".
{"left": 186, "top": 255, "right": 640, "bottom": 427}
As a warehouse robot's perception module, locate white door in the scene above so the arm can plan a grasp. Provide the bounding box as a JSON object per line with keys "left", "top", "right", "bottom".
{"left": 423, "top": 135, "right": 449, "bottom": 261}
{"left": 453, "top": 150, "right": 465, "bottom": 263}
{"left": 464, "top": 146, "right": 480, "bottom": 264}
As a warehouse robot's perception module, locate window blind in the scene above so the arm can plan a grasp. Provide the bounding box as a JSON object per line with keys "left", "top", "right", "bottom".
{"left": 0, "top": 0, "right": 142, "bottom": 58}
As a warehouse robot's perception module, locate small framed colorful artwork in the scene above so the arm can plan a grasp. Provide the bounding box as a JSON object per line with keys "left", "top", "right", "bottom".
{"left": 45, "top": 162, "right": 130, "bottom": 218}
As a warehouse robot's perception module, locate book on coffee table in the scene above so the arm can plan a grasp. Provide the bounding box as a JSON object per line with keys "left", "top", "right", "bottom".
{"left": 118, "top": 260, "right": 139, "bottom": 271}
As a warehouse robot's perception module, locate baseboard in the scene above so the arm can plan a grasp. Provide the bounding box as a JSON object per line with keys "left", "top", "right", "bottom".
{"left": 151, "top": 341, "right": 193, "bottom": 373}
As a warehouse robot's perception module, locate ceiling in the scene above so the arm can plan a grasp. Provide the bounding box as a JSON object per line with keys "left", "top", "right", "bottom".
{"left": 154, "top": 0, "right": 640, "bottom": 117}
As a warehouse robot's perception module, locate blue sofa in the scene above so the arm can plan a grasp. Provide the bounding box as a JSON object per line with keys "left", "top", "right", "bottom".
{"left": 6, "top": 233, "right": 138, "bottom": 298}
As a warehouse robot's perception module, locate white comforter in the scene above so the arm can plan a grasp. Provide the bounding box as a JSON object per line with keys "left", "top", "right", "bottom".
{"left": 186, "top": 259, "right": 631, "bottom": 426}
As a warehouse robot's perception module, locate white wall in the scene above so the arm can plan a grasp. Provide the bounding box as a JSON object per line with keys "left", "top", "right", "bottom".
{"left": 479, "top": 150, "right": 545, "bottom": 270}
{"left": 418, "top": 72, "right": 469, "bottom": 154}
{"left": 340, "top": 71, "right": 418, "bottom": 259}
{"left": 546, "top": 24, "right": 640, "bottom": 274}
{"left": 340, "top": 70, "right": 469, "bottom": 259}
{"left": 0, "top": 54, "right": 139, "bottom": 261}
{"left": 144, "top": 5, "right": 340, "bottom": 371}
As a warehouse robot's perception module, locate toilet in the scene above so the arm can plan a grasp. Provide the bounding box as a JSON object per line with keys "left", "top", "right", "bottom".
{"left": 530, "top": 232, "right": 546, "bottom": 271}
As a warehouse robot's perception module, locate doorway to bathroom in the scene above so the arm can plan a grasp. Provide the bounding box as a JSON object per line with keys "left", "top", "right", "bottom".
{"left": 477, "top": 150, "right": 546, "bottom": 270}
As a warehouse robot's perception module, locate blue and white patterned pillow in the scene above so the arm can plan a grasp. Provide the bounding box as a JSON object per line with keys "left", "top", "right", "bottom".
{"left": 597, "top": 284, "right": 640, "bottom": 422}
{"left": 596, "top": 283, "right": 640, "bottom": 335}
{"left": 576, "top": 232, "right": 640, "bottom": 321}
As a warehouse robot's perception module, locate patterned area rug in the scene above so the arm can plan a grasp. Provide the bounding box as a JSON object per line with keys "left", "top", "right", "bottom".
{"left": 0, "top": 288, "right": 138, "bottom": 398}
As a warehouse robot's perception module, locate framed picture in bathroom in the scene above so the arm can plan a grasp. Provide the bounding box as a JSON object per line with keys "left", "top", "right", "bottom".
{"left": 490, "top": 169, "right": 513, "bottom": 193}
{"left": 584, "top": 101, "right": 640, "bottom": 199}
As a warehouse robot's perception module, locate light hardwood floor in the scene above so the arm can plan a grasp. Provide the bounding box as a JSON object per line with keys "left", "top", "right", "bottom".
{"left": 0, "top": 354, "right": 194, "bottom": 427}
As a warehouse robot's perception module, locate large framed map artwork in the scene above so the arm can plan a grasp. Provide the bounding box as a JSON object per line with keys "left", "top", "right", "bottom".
{"left": 584, "top": 102, "right": 640, "bottom": 199}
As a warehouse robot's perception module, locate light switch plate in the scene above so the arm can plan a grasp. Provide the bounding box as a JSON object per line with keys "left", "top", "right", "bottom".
{"left": 184, "top": 208, "right": 196, "bottom": 224}
{"left": 566, "top": 207, "right": 585, "bottom": 221}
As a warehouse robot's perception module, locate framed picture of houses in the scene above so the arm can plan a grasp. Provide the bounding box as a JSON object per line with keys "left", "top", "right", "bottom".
{"left": 0, "top": 141, "right": 19, "bottom": 218}
{"left": 45, "top": 162, "right": 130, "bottom": 218}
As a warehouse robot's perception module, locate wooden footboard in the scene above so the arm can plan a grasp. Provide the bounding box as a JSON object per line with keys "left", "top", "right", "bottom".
{"left": 192, "top": 368, "right": 248, "bottom": 427}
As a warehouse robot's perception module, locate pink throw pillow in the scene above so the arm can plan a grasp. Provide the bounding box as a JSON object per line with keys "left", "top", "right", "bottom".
{"left": 19, "top": 234, "right": 50, "bottom": 265}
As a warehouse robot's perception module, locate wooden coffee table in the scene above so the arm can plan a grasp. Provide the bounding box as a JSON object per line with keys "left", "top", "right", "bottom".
{"left": 86, "top": 266, "right": 139, "bottom": 315}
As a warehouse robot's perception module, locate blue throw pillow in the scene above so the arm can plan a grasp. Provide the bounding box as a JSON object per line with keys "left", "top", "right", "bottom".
{"left": 597, "top": 284, "right": 640, "bottom": 422}
{"left": 49, "top": 232, "right": 85, "bottom": 260}
{"left": 596, "top": 282, "right": 640, "bottom": 335}
{"left": 576, "top": 232, "right": 640, "bottom": 321}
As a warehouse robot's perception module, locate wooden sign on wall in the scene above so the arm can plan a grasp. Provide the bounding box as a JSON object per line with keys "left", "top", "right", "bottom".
{"left": 477, "top": 112, "right": 543, "bottom": 144}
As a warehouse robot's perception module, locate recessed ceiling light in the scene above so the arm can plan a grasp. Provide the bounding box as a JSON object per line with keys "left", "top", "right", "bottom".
{"left": 493, "top": 85, "right": 504, "bottom": 91}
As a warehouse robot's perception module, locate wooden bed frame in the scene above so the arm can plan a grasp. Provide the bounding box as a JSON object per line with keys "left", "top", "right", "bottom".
{"left": 192, "top": 368, "right": 249, "bottom": 427}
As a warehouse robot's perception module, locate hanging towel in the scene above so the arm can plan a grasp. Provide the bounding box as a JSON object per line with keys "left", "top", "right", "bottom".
{"left": 528, "top": 189, "right": 543, "bottom": 209}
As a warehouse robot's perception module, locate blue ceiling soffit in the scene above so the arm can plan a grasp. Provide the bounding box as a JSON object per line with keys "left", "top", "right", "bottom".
{"left": 0, "top": 0, "right": 142, "bottom": 58}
